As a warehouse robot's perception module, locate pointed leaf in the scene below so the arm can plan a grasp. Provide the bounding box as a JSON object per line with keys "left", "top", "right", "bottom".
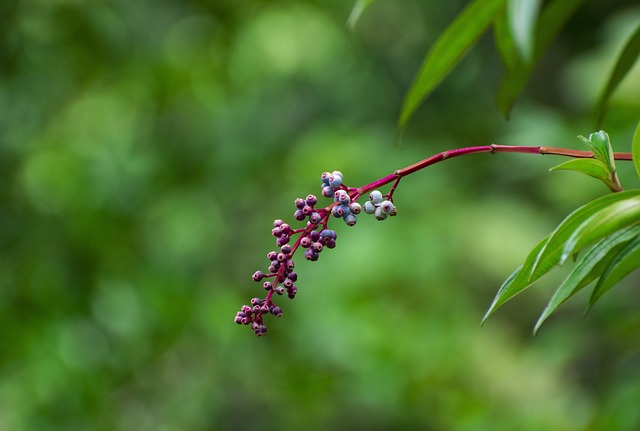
{"left": 561, "top": 194, "right": 640, "bottom": 262}
{"left": 507, "top": 0, "right": 543, "bottom": 62}
{"left": 494, "top": 9, "right": 518, "bottom": 71}
{"left": 632, "top": 120, "right": 640, "bottom": 181}
{"left": 550, "top": 158, "right": 613, "bottom": 187}
{"left": 590, "top": 234, "right": 640, "bottom": 306}
{"left": 530, "top": 190, "right": 640, "bottom": 282}
{"left": 398, "top": 0, "right": 506, "bottom": 130}
{"left": 483, "top": 234, "right": 550, "bottom": 322}
{"left": 533, "top": 225, "right": 640, "bottom": 333}
{"left": 594, "top": 23, "right": 640, "bottom": 127}
{"left": 347, "top": 0, "right": 375, "bottom": 29}
{"left": 497, "top": 0, "right": 584, "bottom": 118}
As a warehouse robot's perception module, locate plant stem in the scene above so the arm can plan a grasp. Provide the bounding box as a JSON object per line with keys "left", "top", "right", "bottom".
{"left": 355, "top": 145, "right": 633, "bottom": 196}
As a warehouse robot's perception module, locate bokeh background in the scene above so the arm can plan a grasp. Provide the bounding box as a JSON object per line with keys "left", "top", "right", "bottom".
{"left": 1, "top": 0, "right": 640, "bottom": 429}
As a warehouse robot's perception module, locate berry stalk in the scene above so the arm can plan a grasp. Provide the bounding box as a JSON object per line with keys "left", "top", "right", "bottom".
{"left": 236, "top": 144, "right": 633, "bottom": 336}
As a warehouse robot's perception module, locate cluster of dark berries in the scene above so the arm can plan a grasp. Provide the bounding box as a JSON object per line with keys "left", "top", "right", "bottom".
{"left": 363, "top": 190, "right": 396, "bottom": 220}
{"left": 237, "top": 170, "right": 386, "bottom": 336}
{"left": 234, "top": 297, "right": 283, "bottom": 336}
{"left": 300, "top": 228, "right": 337, "bottom": 261}
{"left": 293, "top": 194, "right": 322, "bottom": 224}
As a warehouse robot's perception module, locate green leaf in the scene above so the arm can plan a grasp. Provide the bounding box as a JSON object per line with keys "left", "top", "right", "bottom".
{"left": 529, "top": 190, "right": 640, "bottom": 282}
{"left": 482, "top": 234, "right": 550, "bottom": 323}
{"left": 533, "top": 225, "right": 640, "bottom": 334}
{"left": 550, "top": 158, "right": 614, "bottom": 189}
{"left": 632, "top": 120, "right": 640, "bottom": 180}
{"left": 398, "top": 0, "right": 506, "bottom": 130}
{"left": 347, "top": 0, "right": 375, "bottom": 29}
{"left": 560, "top": 194, "right": 640, "bottom": 262}
{"left": 493, "top": 9, "right": 518, "bottom": 71}
{"left": 507, "top": 0, "right": 543, "bottom": 62}
{"left": 590, "top": 234, "right": 640, "bottom": 307}
{"left": 594, "top": 23, "right": 640, "bottom": 127}
{"left": 497, "top": 0, "right": 584, "bottom": 119}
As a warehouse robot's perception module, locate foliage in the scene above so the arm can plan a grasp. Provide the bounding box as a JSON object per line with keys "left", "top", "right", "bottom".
{"left": 349, "top": 0, "right": 640, "bottom": 331}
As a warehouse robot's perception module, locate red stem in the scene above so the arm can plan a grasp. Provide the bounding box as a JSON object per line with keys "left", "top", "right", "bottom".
{"left": 355, "top": 145, "right": 633, "bottom": 197}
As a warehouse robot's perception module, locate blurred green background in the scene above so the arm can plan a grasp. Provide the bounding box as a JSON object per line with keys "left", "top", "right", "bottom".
{"left": 1, "top": 0, "right": 640, "bottom": 430}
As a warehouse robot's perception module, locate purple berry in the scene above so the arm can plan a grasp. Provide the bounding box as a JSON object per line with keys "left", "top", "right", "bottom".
{"left": 300, "top": 236, "right": 312, "bottom": 248}
{"left": 273, "top": 219, "right": 284, "bottom": 228}
{"left": 325, "top": 238, "right": 336, "bottom": 249}
{"left": 267, "top": 250, "right": 278, "bottom": 260}
{"left": 278, "top": 223, "right": 291, "bottom": 235}
{"left": 294, "top": 209, "right": 305, "bottom": 221}
{"left": 275, "top": 286, "right": 285, "bottom": 295}
{"left": 304, "top": 249, "right": 319, "bottom": 261}
{"left": 276, "top": 235, "right": 290, "bottom": 246}
{"left": 312, "top": 242, "right": 323, "bottom": 252}
{"left": 287, "top": 272, "right": 298, "bottom": 282}
{"left": 280, "top": 244, "right": 292, "bottom": 254}
{"left": 252, "top": 271, "right": 265, "bottom": 282}
{"left": 285, "top": 260, "right": 295, "bottom": 270}
{"left": 332, "top": 205, "right": 346, "bottom": 218}
{"left": 321, "top": 185, "right": 334, "bottom": 198}
{"left": 309, "top": 212, "right": 322, "bottom": 224}
{"left": 283, "top": 278, "right": 293, "bottom": 288}
{"left": 305, "top": 194, "right": 318, "bottom": 206}
{"left": 271, "top": 307, "right": 283, "bottom": 318}
{"left": 263, "top": 281, "right": 273, "bottom": 291}
{"left": 277, "top": 252, "right": 287, "bottom": 262}
{"left": 335, "top": 190, "right": 350, "bottom": 205}
{"left": 295, "top": 198, "right": 306, "bottom": 209}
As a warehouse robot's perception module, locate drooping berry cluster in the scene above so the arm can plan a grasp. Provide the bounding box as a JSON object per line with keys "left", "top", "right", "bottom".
{"left": 235, "top": 170, "right": 397, "bottom": 336}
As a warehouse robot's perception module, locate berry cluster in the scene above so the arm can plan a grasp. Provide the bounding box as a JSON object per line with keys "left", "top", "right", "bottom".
{"left": 363, "top": 190, "right": 396, "bottom": 220}
{"left": 235, "top": 170, "right": 397, "bottom": 336}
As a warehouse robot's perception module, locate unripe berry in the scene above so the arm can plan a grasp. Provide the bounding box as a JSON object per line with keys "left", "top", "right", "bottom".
{"left": 321, "top": 185, "right": 334, "bottom": 198}
{"left": 380, "top": 200, "right": 395, "bottom": 215}
{"left": 252, "top": 271, "right": 265, "bottom": 282}
{"left": 294, "top": 198, "right": 306, "bottom": 209}
{"left": 363, "top": 201, "right": 376, "bottom": 214}
{"left": 294, "top": 209, "right": 305, "bottom": 221}
{"left": 305, "top": 194, "right": 318, "bottom": 207}
{"left": 369, "top": 190, "right": 383, "bottom": 204}
{"left": 309, "top": 212, "right": 322, "bottom": 224}
{"left": 350, "top": 202, "right": 362, "bottom": 214}
{"left": 343, "top": 213, "right": 357, "bottom": 226}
